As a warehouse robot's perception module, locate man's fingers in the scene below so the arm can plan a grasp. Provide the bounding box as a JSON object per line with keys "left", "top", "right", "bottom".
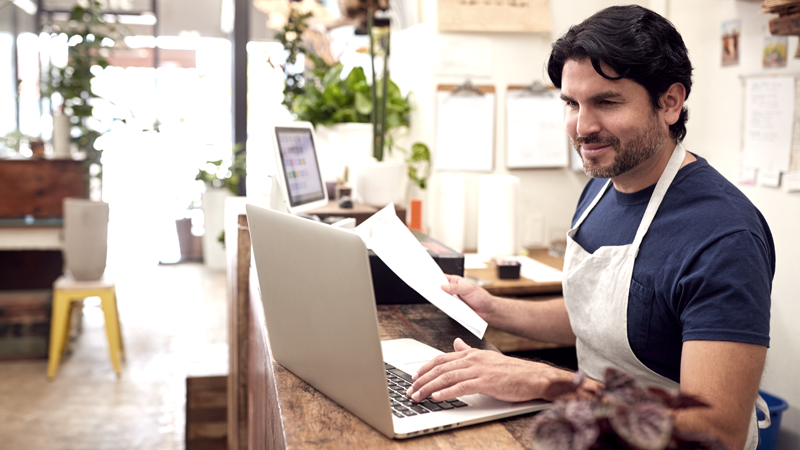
{"left": 444, "top": 274, "right": 463, "bottom": 284}
{"left": 453, "top": 337, "right": 470, "bottom": 352}
{"left": 412, "top": 350, "right": 466, "bottom": 381}
{"left": 409, "top": 368, "right": 478, "bottom": 402}
{"left": 409, "top": 356, "right": 474, "bottom": 398}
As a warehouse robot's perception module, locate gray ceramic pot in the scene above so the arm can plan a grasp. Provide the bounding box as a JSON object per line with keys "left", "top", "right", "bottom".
{"left": 63, "top": 198, "right": 109, "bottom": 281}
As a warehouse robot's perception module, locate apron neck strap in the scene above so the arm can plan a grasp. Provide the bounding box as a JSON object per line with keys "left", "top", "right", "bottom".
{"left": 631, "top": 143, "right": 687, "bottom": 250}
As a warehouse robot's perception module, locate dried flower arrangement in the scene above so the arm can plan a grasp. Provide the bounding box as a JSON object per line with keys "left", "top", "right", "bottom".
{"left": 529, "top": 368, "right": 729, "bottom": 450}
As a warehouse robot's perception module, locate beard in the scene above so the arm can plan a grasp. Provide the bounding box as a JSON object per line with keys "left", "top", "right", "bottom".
{"left": 571, "top": 114, "right": 667, "bottom": 179}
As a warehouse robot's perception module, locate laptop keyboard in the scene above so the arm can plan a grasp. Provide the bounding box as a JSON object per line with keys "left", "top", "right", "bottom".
{"left": 384, "top": 363, "right": 469, "bottom": 418}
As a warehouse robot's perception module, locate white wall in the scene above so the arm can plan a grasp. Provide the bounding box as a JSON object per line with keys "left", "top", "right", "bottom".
{"left": 392, "top": 0, "right": 671, "bottom": 252}
{"left": 670, "top": 2, "right": 800, "bottom": 448}
{"left": 395, "top": 0, "right": 800, "bottom": 447}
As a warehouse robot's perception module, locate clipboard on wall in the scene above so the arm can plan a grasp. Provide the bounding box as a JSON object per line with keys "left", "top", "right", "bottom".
{"left": 506, "top": 82, "right": 569, "bottom": 169}
{"left": 435, "top": 81, "right": 496, "bottom": 172}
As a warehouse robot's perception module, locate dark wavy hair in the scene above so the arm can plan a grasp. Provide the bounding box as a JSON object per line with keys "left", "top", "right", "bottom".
{"left": 546, "top": 5, "right": 693, "bottom": 141}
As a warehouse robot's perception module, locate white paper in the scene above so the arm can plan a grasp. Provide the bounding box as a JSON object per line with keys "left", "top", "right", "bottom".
{"left": 435, "top": 36, "right": 492, "bottom": 78}
{"left": 501, "top": 256, "right": 563, "bottom": 283}
{"left": 783, "top": 171, "right": 800, "bottom": 192}
{"left": 743, "top": 77, "right": 794, "bottom": 172}
{"left": 759, "top": 170, "right": 782, "bottom": 188}
{"left": 435, "top": 91, "right": 495, "bottom": 172}
{"left": 355, "top": 204, "right": 488, "bottom": 339}
{"left": 506, "top": 93, "right": 569, "bottom": 168}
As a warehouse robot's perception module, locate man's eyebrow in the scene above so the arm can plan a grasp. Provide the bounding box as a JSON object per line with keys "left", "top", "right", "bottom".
{"left": 560, "top": 90, "right": 624, "bottom": 103}
{"left": 590, "top": 90, "right": 624, "bottom": 101}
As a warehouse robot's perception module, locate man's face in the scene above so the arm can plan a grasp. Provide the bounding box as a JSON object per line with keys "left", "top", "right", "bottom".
{"left": 560, "top": 59, "right": 669, "bottom": 180}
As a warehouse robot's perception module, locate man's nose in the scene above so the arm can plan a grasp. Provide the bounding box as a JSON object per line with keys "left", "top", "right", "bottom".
{"left": 575, "top": 108, "right": 601, "bottom": 137}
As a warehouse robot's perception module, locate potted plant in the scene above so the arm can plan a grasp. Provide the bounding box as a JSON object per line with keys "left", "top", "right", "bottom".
{"left": 195, "top": 150, "right": 246, "bottom": 269}
{"left": 41, "top": 0, "right": 124, "bottom": 186}
{"left": 273, "top": 8, "right": 430, "bottom": 204}
{"left": 40, "top": 1, "right": 123, "bottom": 280}
{"left": 529, "top": 367, "right": 728, "bottom": 450}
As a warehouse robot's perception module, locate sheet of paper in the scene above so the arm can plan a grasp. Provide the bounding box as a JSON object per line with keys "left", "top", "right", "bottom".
{"left": 435, "top": 91, "right": 495, "bottom": 172}
{"left": 759, "top": 170, "right": 782, "bottom": 188}
{"left": 792, "top": 78, "right": 800, "bottom": 172}
{"left": 355, "top": 204, "right": 488, "bottom": 339}
{"left": 502, "top": 256, "right": 564, "bottom": 283}
{"left": 784, "top": 171, "right": 800, "bottom": 192}
{"left": 437, "top": 0, "right": 552, "bottom": 33}
{"left": 743, "top": 77, "right": 794, "bottom": 172}
{"left": 506, "top": 92, "right": 569, "bottom": 168}
{"left": 435, "top": 36, "right": 492, "bottom": 78}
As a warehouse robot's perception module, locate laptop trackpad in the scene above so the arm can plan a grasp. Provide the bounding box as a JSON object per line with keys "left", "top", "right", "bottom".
{"left": 381, "top": 339, "right": 447, "bottom": 372}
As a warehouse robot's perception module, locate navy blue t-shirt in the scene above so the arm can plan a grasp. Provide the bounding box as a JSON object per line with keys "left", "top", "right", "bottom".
{"left": 571, "top": 154, "right": 774, "bottom": 383}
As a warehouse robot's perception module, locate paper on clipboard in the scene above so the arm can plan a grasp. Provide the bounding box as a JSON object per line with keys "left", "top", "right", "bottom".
{"left": 506, "top": 92, "right": 569, "bottom": 168}
{"left": 354, "top": 204, "right": 488, "bottom": 339}
{"left": 435, "top": 90, "right": 495, "bottom": 172}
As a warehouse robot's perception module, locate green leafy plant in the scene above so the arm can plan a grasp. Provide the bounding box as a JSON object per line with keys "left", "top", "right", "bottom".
{"left": 41, "top": 0, "right": 125, "bottom": 182}
{"left": 195, "top": 148, "right": 247, "bottom": 195}
{"left": 275, "top": 8, "right": 331, "bottom": 113}
{"left": 274, "top": 9, "right": 430, "bottom": 188}
{"left": 292, "top": 63, "right": 411, "bottom": 132}
{"left": 529, "top": 368, "right": 728, "bottom": 450}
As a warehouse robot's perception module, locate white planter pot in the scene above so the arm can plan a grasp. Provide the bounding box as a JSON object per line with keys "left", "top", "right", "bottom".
{"left": 202, "top": 189, "right": 233, "bottom": 270}
{"left": 315, "top": 123, "right": 374, "bottom": 182}
{"left": 354, "top": 160, "right": 407, "bottom": 207}
{"left": 63, "top": 198, "right": 109, "bottom": 281}
{"left": 52, "top": 113, "right": 72, "bottom": 158}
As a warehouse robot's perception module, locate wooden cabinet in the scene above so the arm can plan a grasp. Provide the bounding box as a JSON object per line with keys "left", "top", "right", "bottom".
{"left": 0, "top": 159, "right": 86, "bottom": 218}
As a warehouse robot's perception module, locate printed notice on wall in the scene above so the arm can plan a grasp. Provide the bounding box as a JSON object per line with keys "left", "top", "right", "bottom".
{"left": 435, "top": 36, "right": 492, "bottom": 78}
{"left": 438, "top": 0, "right": 552, "bottom": 33}
{"left": 506, "top": 92, "right": 568, "bottom": 168}
{"left": 435, "top": 91, "right": 495, "bottom": 172}
{"left": 743, "top": 77, "right": 794, "bottom": 173}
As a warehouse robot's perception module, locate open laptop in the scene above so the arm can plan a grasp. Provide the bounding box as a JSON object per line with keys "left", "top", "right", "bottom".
{"left": 246, "top": 203, "right": 549, "bottom": 439}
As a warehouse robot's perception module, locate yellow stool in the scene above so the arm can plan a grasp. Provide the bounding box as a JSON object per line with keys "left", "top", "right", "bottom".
{"left": 48, "top": 275, "right": 124, "bottom": 379}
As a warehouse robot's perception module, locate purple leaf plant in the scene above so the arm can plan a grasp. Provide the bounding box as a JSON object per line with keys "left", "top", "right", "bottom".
{"left": 529, "top": 367, "right": 729, "bottom": 450}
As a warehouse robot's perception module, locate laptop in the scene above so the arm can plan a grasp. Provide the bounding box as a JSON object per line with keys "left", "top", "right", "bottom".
{"left": 246, "top": 203, "right": 549, "bottom": 439}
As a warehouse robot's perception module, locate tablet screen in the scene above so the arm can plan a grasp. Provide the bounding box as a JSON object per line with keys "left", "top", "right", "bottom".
{"left": 274, "top": 127, "right": 326, "bottom": 207}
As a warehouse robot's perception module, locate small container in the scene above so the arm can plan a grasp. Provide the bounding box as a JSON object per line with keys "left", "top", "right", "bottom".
{"left": 495, "top": 259, "right": 521, "bottom": 280}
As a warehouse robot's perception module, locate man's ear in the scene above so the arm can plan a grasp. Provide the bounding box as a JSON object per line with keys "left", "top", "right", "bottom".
{"left": 660, "top": 82, "right": 686, "bottom": 127}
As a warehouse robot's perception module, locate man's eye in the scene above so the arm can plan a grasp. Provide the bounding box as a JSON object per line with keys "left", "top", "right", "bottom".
{"left": 565, "top": 101, "right": 578, "bottom": 107}
{"left": 599, "top": 100, "right": 616, "bottom": 105}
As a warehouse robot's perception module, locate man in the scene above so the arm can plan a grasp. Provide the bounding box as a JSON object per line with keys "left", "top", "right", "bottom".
{"left": 406, "top": 6, "right": 773, "bottom": 450}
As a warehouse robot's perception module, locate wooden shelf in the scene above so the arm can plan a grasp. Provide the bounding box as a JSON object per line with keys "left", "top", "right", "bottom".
{"left": 770, "top": 12, "right": 800, "bottom": 35}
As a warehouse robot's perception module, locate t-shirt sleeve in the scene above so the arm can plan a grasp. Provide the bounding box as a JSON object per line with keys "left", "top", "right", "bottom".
{"left": 677, "top": 230, "right": 771, "bottom": 347}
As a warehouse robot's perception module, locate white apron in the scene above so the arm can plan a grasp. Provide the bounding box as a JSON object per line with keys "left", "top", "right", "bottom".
{"left": 562, "top": 143, "right": 767, "bottom": 450}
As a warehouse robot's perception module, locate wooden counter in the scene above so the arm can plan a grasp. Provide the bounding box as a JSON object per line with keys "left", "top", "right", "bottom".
{"left": 465, "top": 248, "right": 564, "bottom": 297}
{"left": 248, "top": 294, "right": 542, "bottom": 449}
{"left": 228, "top": 213, "right": 546, "bottom": 449}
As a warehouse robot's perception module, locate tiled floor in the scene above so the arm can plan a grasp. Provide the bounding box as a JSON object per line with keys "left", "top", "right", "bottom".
{"left": 0, "top": 263, "right": 227, "bottom": 450}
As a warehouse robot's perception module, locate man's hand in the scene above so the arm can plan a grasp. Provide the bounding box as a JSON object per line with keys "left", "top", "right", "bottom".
{"left": 406, "top": 338, "right": 576, "bottom": 403}
{"left": 441, "top": 275, "right": 496, "bottom": 321}
{"left": 442, "top": 275, "right": 576, "bottom": 346}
